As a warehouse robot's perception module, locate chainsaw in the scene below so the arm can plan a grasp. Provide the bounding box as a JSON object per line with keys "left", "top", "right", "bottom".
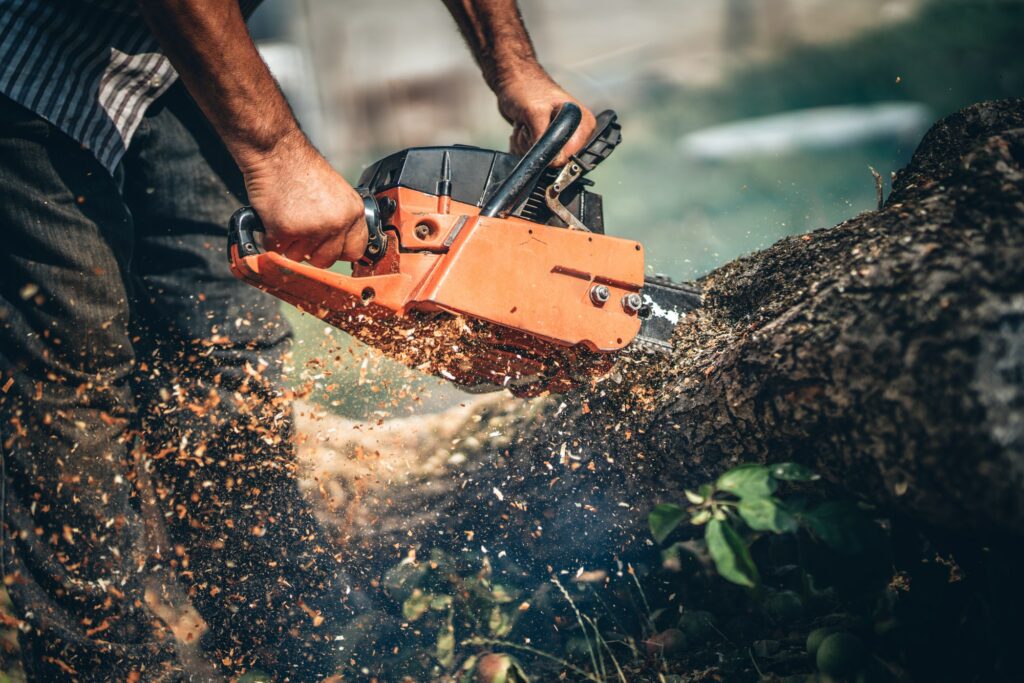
{"left": 228, "top": 103, "right": 697, "bottom": 396}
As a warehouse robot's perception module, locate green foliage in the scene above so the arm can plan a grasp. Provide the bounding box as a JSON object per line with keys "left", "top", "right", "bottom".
{"left": 384, "top": 549, "right": 527, "bottom": 675}
{"left": 770, "top": 462, "right": 819, "bottom": 482}
{"left": 738, "top": 497, "right": 798, "bottom": 533}
{"left": 705, "top": 518, "right": 760, "bottom": 588}
{"left": 649, "top": 462, "right": 880, "bottom": 588}
{"left": 236, "top": 672, "right": 273, "bottom": 683}
{"left": 648, "top": 503, "right": 688, "bottom": 544}
{"left": 716, "top": 464, "right": 777, "bottom": 499}
{"left": 402, "top": 589, "right": 434, "bottom": 621}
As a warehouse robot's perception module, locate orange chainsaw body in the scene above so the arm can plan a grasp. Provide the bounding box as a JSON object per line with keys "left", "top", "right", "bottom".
{"left": 229, "top": 186, "right": 644, "bottom": 395}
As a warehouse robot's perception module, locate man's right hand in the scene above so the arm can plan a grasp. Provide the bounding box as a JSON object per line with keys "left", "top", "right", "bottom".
{"left": 240, "top": 131, "right": 368, "bottom": 268}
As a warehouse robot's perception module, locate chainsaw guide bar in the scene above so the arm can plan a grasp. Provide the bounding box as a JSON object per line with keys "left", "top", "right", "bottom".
{"left": 228, "top": 104, "right": 697, "bottom": 396}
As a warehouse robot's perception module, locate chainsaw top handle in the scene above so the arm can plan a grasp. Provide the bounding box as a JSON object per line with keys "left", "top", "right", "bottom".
{"left": 479, "top": 101, "right": 582, "bottom": 218}
{"left": 227, "top": 188, "right": 388, "bottom": 264}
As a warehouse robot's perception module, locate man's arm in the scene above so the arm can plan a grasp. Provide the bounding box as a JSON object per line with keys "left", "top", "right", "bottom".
{"left": 136, "top": 0, "right": 366, "bottom": 267}
{"left": 441, "top": 0, "right": 597, "bottom": 165}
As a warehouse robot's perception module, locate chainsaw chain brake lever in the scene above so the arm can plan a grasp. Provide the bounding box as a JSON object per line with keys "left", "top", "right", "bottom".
{"left": 543, "top": 110, "right": 621, "bottom": 231}
{"left": 227, "top": 191, "right": 388, "bottom": 265}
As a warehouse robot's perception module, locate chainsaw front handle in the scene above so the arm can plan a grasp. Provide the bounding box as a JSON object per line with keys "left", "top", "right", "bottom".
{"left": 227, "top": 189, "right": 387, "bottom": 264}
{"left": 480, "top": 101, "right": 582, "bottom": 218}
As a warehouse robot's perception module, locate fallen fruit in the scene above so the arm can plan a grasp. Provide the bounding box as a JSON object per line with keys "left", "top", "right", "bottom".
{"left": 806, "top": 626, "right": 840, "bottom": 657}
{"left": 645, "top": 628, "right": 688, "bottom": 658}
{"left": 476, "top": 652, "right": 527, "bottom": 683}
{"left": 764, "top": 590, "right": 804, "bottom": 622}
{"left": 816, "top": 632, "right": 866, "bottom": 679}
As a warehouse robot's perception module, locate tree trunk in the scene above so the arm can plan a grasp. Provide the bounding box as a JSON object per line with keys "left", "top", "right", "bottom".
{"left": 298, "top": 99, "right": 1024, "bottom": 573}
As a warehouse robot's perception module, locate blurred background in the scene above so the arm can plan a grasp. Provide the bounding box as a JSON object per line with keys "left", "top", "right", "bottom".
{"left": 247, "top": 0, "right": 1024, "bottom": 417}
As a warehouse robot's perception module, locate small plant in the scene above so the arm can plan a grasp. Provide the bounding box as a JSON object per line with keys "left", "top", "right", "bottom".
{"left": 384, "top": 548, "right": 527, "bottom": 675}
{"left": 649, "top": 462, "right": 876, "bottom": 588}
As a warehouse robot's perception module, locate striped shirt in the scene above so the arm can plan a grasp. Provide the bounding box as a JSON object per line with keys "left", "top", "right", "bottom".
{"left": 0, "top": 0, "right": 258, "bottom": 174}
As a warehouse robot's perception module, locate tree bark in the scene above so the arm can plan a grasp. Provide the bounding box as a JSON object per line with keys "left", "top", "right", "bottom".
{"left": 297, "top": 99, "right": 1024, "bottom": 573}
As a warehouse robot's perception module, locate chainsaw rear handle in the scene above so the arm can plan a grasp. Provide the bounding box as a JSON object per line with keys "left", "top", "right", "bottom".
{"left": 480, "top": 101, "right": 582, "bottom": 218}
{"left": 227, "top": 188, "right": 387, "bottom": 264}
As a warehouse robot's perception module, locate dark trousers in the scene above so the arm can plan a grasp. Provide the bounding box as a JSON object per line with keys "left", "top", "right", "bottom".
{"left": 0, "top": 86, "right": 355, "bottom": 681}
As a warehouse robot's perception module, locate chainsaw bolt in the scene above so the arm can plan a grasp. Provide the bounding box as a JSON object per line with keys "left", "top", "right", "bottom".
{"left": 621, "top": 293, "right": 644, "bottom": 315}
{"left": 589, "top": 284, "right": 611, "bottom": 306}
{"left": 415, "top": 223, "right": 432, "bottom": 239}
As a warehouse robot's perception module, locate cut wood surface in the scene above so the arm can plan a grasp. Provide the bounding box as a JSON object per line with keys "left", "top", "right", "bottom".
{"left": 296, "top": 100, "right": 1024, "bottom": 574}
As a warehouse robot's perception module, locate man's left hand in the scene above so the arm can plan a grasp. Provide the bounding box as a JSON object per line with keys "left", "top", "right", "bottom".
{"left": 496, "top": 73, "right": 597, "bottom": 167}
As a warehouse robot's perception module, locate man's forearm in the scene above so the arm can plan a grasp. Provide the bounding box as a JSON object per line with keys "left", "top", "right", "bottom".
{"left": 135, "top": 0, "right": 299, "bottom": 170}
{"left": 441, "top": 0, "right": 545, "bottom": 93}
{"left": 135, "top": 1, "right": 368, "bottom": 266}
{"left": 442, "top": 0, "right": 596, "bottom": 163}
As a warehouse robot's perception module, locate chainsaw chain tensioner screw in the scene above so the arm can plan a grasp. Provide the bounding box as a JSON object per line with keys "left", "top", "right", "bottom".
{"left": 589, "top": 284, "right": 611, "bottom": 306}
{"left": 414, "top": 223, "right": 431, "bottom": 239}
{"left": 621, "top": 293, "right": 643, "bottom": 315}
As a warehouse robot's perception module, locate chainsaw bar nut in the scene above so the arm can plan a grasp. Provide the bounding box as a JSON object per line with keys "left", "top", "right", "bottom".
{"left": 589, "top": 284, "right": 611, "bottom": 306}
{"left": 621, "top": 292, "right": 643, "bottom": 315}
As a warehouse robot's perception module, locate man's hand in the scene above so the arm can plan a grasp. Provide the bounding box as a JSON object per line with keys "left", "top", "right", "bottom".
{"left": 496, "top": 72, "right": 597, "bottom": 166}
{"left": 442, "top": 0, "right": 596, "bottom": 166}
{"left": 240, "top": 131, "right": 367, "bottom": 266}
{"left": 136, "top": 0, "right": 365, "bottom": 268}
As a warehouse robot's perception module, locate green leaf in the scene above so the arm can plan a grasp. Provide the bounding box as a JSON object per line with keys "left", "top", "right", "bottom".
{"left": 383, "top": 560, "right": 428, "bottom": 602}
{"left": 690, "top": 509, "right": 712, "bottom": 525}
{"left": 738, "top": 497, "right": 799, "bottom": 534}
{"left": 716, "top": 464, "right": 776, "bottom": 499}
{"left": 684, "top": 489, "right": 705, "bottom": 504}
{"left": 770, "top": 462, "right": 820, "bottom": 482}
{"left": 488, "top": 605, "right": 515, "bottom": 637}
{"left": 705, "top": 519, "right": 760, "bottom": 588}
{"left": 649, "top": 503, "right": 687, "bottom": 544}
{"left": 430, "top": 594, "right": 453, "bottom": 611}
{"left": 436, "top": 616, "right": 456, "bottom": 667}
{"left": 403, "top": 589, "right": 432, "bottom": 621}
{"left": 237, "top": 671, "right": 273, "bottom": 683}
{"left": 490, "top": 583, "right": 518, "bottom": 604}
{"left": 457, "top": 655, "right": 479, "bottom": 683}
{"left": 800, "top": 501, "right": 882, "bottom": 555}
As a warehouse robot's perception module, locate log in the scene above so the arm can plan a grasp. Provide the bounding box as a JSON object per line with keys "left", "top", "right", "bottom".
{"left": 297, "top": 99, "right": 1024, "bottom": 574}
